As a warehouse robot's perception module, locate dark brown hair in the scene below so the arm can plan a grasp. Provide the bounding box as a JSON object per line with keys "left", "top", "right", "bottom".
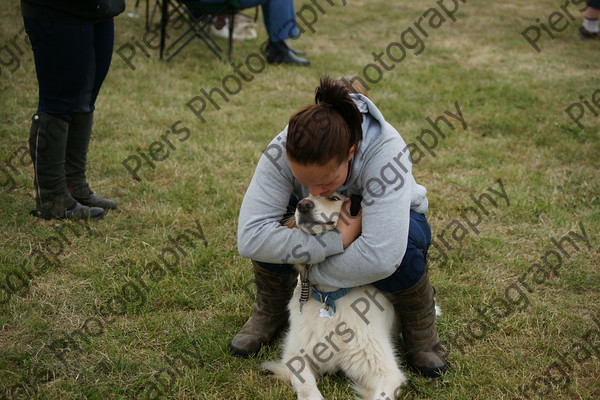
{"left": 286, "top": 76, "right": 363, "bottom": 166}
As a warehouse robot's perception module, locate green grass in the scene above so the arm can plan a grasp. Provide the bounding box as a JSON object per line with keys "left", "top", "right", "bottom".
{"left": 1, "top": 0, "right": 599, "bottom": 399}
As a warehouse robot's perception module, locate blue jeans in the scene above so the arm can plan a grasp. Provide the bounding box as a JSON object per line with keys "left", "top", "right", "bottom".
{"left": 23, "top": 17, "right": 115, "bottom": 121}
{"left": 203, "top": 0, "right": 298, "bottom": 41}
{"left": 372, "top": 211, "right": 431, "bottom": 292}
{"left": 258, "top": 209, "right": 432, "bottom": 292}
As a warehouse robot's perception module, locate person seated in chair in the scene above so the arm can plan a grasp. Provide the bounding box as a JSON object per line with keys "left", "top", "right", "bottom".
{"left": 204, "top": 0, "right": 310, "bottom": 65}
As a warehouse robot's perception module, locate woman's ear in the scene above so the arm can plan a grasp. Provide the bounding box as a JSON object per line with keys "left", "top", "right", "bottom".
{"left": 347, "top": 145, "right": 357, "bottom": 161}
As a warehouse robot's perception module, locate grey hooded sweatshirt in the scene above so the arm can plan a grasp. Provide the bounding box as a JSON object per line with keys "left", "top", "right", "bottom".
{"left": 237, "top": 94, "right": 428, "bottom": 289}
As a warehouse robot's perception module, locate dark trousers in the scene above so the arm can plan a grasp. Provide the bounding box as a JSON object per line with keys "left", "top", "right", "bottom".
{"left": 23, "top": 17, "right": 115, "bottom": 122}
{"left": 372, "top": 210, "right": 431, "bottom": 292}
{"left": 589, "top": 0, "right": 600, "bottom": 9}
{"left": 257, "top": 208, "right": 432, "bottom": 292}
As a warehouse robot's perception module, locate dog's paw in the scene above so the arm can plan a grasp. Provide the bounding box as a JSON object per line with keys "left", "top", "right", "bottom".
{"left": 261, "top": 360, "right": 289, "bottom": 380}
{"left": 297, "top": 391, "right": 325, "bottom": 400}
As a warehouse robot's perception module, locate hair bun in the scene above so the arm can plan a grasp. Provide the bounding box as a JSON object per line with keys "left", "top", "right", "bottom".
{"left": 314, "top": 75, "right": 363, "bottom": 146}
{"left": 315, "top": 76, "right": 348, "bottom": 105}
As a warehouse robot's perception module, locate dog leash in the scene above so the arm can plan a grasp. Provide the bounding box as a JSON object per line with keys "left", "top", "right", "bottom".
{"left": 298, "top": 266, "right": 353, "bottom": 318}
{"left": 298, "top": 266, "right": 311, "bottom": 314}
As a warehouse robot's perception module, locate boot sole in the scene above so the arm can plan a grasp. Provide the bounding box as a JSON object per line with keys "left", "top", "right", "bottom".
{"left": 229, "top": 343, "right": 258, "bottom": 358}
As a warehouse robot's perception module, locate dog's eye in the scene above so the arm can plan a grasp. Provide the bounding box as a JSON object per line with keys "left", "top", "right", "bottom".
{"left": 328, "top": 195, "right": 341, "bottom": 201}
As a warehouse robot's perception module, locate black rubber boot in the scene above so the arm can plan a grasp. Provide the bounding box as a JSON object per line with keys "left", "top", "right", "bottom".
{"left": 230, "top": 261, "right": 299, "bottom": 357}
{"left": 29, "top": 112, "right": 105, "bottom": 220}
{"left": 65, "top": 111, "right": 117, "bottom": 210}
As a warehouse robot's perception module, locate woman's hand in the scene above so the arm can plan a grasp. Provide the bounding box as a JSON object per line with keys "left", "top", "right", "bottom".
{"left": 337, "top": 198, "right": 362, "bottom": 249}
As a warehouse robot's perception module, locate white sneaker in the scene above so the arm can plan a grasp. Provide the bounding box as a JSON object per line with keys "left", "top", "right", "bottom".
{"left": 211, "top": 14, "right": 257, "bottom": 40}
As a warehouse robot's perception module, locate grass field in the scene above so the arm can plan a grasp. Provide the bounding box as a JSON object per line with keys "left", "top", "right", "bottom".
{"left": 1, "top": 0, "right": 599, "bottom": 399}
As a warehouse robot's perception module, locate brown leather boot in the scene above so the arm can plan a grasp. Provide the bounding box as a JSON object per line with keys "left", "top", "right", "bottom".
{"left": 230, "top": 261, "right": 298, "bottom": 357}
{"left": 388, "top": 269, "right": 447, "bottom": 378}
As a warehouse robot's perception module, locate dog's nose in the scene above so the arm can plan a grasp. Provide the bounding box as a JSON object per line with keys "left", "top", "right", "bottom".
{"left": 297, "top": 199, "right": 314, "bottom": 214}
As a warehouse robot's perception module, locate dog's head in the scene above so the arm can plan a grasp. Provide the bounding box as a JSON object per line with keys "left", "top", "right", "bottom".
{"left": 286, "top": 193, "right": 346, "bottom": 235}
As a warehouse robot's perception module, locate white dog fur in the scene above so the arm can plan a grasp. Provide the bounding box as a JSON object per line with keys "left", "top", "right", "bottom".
{"left": 263, "top": 194, "right": 408, "bottom": 400}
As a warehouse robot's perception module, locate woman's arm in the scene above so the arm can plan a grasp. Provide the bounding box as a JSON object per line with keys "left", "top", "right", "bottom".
{"left": 337, "top": 198, "right": 362, "bottom": 249}
{"left": 237, "top": 131, "right": 345, "bottom": 265}
{"left": 308, "top": 128, "right": 415, "bottom": 288}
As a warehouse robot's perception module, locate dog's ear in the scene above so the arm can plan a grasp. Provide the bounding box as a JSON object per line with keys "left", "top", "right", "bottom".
{"left": 283, "top": 216, "right": 297, "bottom": 229}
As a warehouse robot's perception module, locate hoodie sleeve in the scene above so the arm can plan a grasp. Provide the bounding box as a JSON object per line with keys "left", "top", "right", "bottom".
{"left": 237, "top": 130, "right": 345, "bottom": 265}
{"left": 307, "top": 121, "right": 415, "bottom": 288}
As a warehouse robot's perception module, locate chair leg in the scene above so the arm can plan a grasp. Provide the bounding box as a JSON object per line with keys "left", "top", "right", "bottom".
{"left": 167, "top": 29, "right": 224, "bottom": 61}
{"left": 160, "top": 0, "right": 231, "bottom": 62}
{"left": 149, "top": 0, "right": 161, "bottom": 30}
{"left": 228, "top": 9, "right": 234, "bottom": 62}
{"left": 145, "top": 0, "right": 150, "bottom": 29}
{"left": 165, "top": 16, "right": 224, "bottom": 61}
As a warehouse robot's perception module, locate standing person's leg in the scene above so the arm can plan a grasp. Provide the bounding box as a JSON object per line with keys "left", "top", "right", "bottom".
{"left": 238, "top": 0, "right": 310, "bottom": 65}
{"left": 24, "top": 17, "right": 104, "bottom": 219}
{"left": 581, "top": 1, "right": 600, "bottom": 38}
{"left": 373, "top": 210, "right": 447, "bottom": 378}
{"left": 65, "top": 18, "right": 117, "bottom": 210}
{"left": 256, "top": 0, "right": 297, "bottom": 41}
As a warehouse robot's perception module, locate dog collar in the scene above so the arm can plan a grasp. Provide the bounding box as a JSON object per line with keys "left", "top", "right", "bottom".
{"left": 311, "top": 287, "right": 352, "bottom": 313}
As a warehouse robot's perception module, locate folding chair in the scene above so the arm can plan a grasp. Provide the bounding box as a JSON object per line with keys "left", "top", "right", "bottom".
{"left": 158, "top": 0, "right": 242, "bottom": 62}
{"left": 127, "top": 0, "right": 167, "bottom": 32}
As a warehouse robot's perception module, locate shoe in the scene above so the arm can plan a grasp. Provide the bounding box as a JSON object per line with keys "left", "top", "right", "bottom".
{"left": 386, "top": 268, "right": 447, "bottom": 378}
{"left": 579, "top": 25, "right": 600, "bottom": 39}
{"left": 30, "top": 202, "right": 105, "bottom": 220}
{"left": 229, "top": 261, "right": 298, "bottom": 357}
{"left": 267, "top": 41, "right": 310, "bottom": 66}
{"left": 65, "top": 202, "right": 105, "bottom": 220}
{"left": 211, "top": 14, "right": 257, "bottom": 40}
{"left": 283, "top": 41, "right": 307, "bottom": 56}
{"left": 65, "top": 112, "right": 117, "bottom": 211}
{"left": 74, "top": 192, "right": 117, "bottom": 210}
